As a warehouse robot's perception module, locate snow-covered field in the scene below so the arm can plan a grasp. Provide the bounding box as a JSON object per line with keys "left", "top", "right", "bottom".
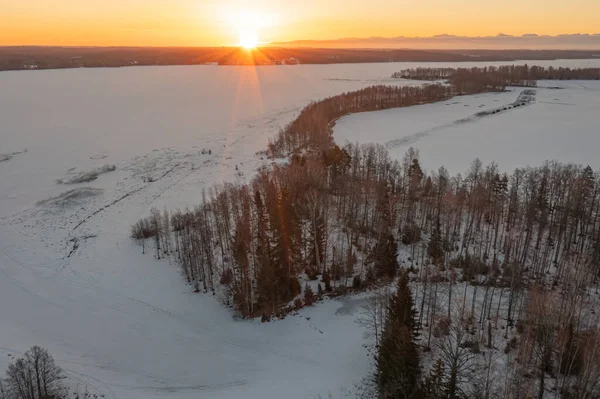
{"left": 1, "top": 59, "right": 600, "bottom": 399}
{"left": 335, "top": 79, "right": 600, "bottom": 175}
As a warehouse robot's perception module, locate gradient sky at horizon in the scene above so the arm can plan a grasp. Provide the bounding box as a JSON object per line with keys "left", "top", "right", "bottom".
{"left": 2, "top": 0, "right": 600, "bottom": 46}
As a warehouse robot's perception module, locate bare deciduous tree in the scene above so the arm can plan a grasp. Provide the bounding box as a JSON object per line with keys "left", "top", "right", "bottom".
{"left": 357, "top": 288, "right": 390, "bottom": 346}
{"left": 4, "top": 346, "right": 63, "bottom": 399}
{"left": 437, "top": 301, "right": 477, "bottom": 399}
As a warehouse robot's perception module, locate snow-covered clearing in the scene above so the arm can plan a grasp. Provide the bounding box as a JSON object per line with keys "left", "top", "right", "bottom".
{"left": 1, "top": 59, "right": 600, "bottom": 398}
{"left": 335, "top": 79, "right": 600, "bottom": 175}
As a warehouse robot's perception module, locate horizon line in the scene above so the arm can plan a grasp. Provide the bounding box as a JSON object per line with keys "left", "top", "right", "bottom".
{"left": 3, "top": 33, "right": 600, "bottom": 49}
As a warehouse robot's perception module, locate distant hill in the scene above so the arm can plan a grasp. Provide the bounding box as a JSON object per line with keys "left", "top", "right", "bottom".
{"left": 269, "top": 34, "right": 600, "bottom": 50}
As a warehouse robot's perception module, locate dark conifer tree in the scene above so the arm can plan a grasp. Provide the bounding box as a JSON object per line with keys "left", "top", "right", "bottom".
{"left": 377, "top": 324, "right": 420, "bottom": 398}
{"left": 303, "top": 284, "right": 316, "bottom": 306}
{"left": 428, "top": 218, "right": 445, "bottom": 265}
{"left": 374, "top": 233, "right": 400, "bottom": 279}
{"left": 308, "top": 213, "right": 326, "bottom": 271}
{"left": 421, "top": 358, "right": 449, "bottom": 399}
{"left": 376, "top": 270, "right": 421, "bottom": 398}
{"left": 388, "top": 271, "right": 419, "bottom": 339}
{"left": 254, "top": 190, "right": 276, "bottom": 311}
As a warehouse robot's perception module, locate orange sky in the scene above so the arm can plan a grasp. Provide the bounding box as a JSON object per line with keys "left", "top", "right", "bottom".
{"left": 2, "top": 0, "right": 600, "bottom": 46}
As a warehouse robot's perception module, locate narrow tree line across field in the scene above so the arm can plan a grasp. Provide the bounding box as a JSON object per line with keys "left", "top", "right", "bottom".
{"left": 266, "top": 84, "right": 455, "bottom": 158}
{"left": 132, "top": 69, "right": 600, "bottom": 397}
{"left": 393, "top": 65, "right": 600, "bottom": 93}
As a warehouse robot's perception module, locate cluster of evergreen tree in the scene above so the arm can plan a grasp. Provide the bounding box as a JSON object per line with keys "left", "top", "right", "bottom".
{"left": 374, "top": 271, "right": 478, "bottom": 399}
{"left": 375, "top": 271, "right": 421, "bottom": 398}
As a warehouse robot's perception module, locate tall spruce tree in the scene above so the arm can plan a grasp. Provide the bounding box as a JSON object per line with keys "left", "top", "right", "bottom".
{"left": 267, "top": 182, "right": 302, "bottom": 302}
{"left": 375, "top": 233, "right": 400, "bottom": 279}
{"left": 428, "top": 218, "right": 444, "bottom": 265}
{"left": 254, "top": 190, "right": 276, "bottom": 311}
{"left": 421, "top": 359, "right": 449, "bottom": 399}
{"left": 376, "top": 271, "right": 421, "bottom": 398}
{"left": 388, "top": 271, "right": 419, "bottom": 339}
{"left": 308, "top": 213, "right": 326, "bottom": 271}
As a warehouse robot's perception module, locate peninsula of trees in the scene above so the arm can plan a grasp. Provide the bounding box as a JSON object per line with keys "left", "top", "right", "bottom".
{"left": 131, "top": 66, "right": 600, "bottom": 398}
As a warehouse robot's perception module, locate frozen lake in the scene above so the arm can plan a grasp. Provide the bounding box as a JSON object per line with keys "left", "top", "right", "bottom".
{"left": 334, "top": 79, "right": 600, "bottom": 175}
{"left": 1, "top": 59, "right": 600, "bottom": 399}
{"left": 2, "top": 59, "right": 600, "bottom": 215}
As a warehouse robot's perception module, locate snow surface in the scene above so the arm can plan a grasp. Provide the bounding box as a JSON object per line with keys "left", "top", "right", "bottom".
{"left": 335, "top": 79, "right": 600, "bottom": 175}
{"left": 1, "top": 59, "right": 600, "bottom": 398}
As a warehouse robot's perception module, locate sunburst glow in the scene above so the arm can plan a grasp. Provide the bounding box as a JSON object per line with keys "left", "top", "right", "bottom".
{"left": 228, "top": 10, "right": 275, "bottom": 49}
{"left": 239, "top": 29, "right": 259, "bottom": 49}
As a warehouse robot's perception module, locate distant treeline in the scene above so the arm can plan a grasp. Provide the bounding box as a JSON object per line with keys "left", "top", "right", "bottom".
{"left": 393, "top": 65, "right": 600, "bottom": 91}
{"left": 2, "top": 47, "right": 600, "bottom": 70}
{"left": 0, "top": 47, "right": 479, "bottom": 70}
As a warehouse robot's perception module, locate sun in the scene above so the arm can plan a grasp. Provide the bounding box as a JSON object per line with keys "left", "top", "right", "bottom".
{"left": 229, "top": 9, "right": 273, "bottom": 49}
{"left": 239, "top": 28, "right": 259, "bottom": 49}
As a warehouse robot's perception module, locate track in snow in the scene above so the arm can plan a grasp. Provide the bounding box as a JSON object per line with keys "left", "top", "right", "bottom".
{"left": 385, "top": 89, "right": 537, "bottom": 149}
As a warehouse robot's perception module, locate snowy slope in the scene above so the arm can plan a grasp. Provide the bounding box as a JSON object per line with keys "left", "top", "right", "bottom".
{"left": 334, "top": 80, "right": 600, "bottom": 175}
{"left": 1, "top": 60, "right": 600, "bottom": 398}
